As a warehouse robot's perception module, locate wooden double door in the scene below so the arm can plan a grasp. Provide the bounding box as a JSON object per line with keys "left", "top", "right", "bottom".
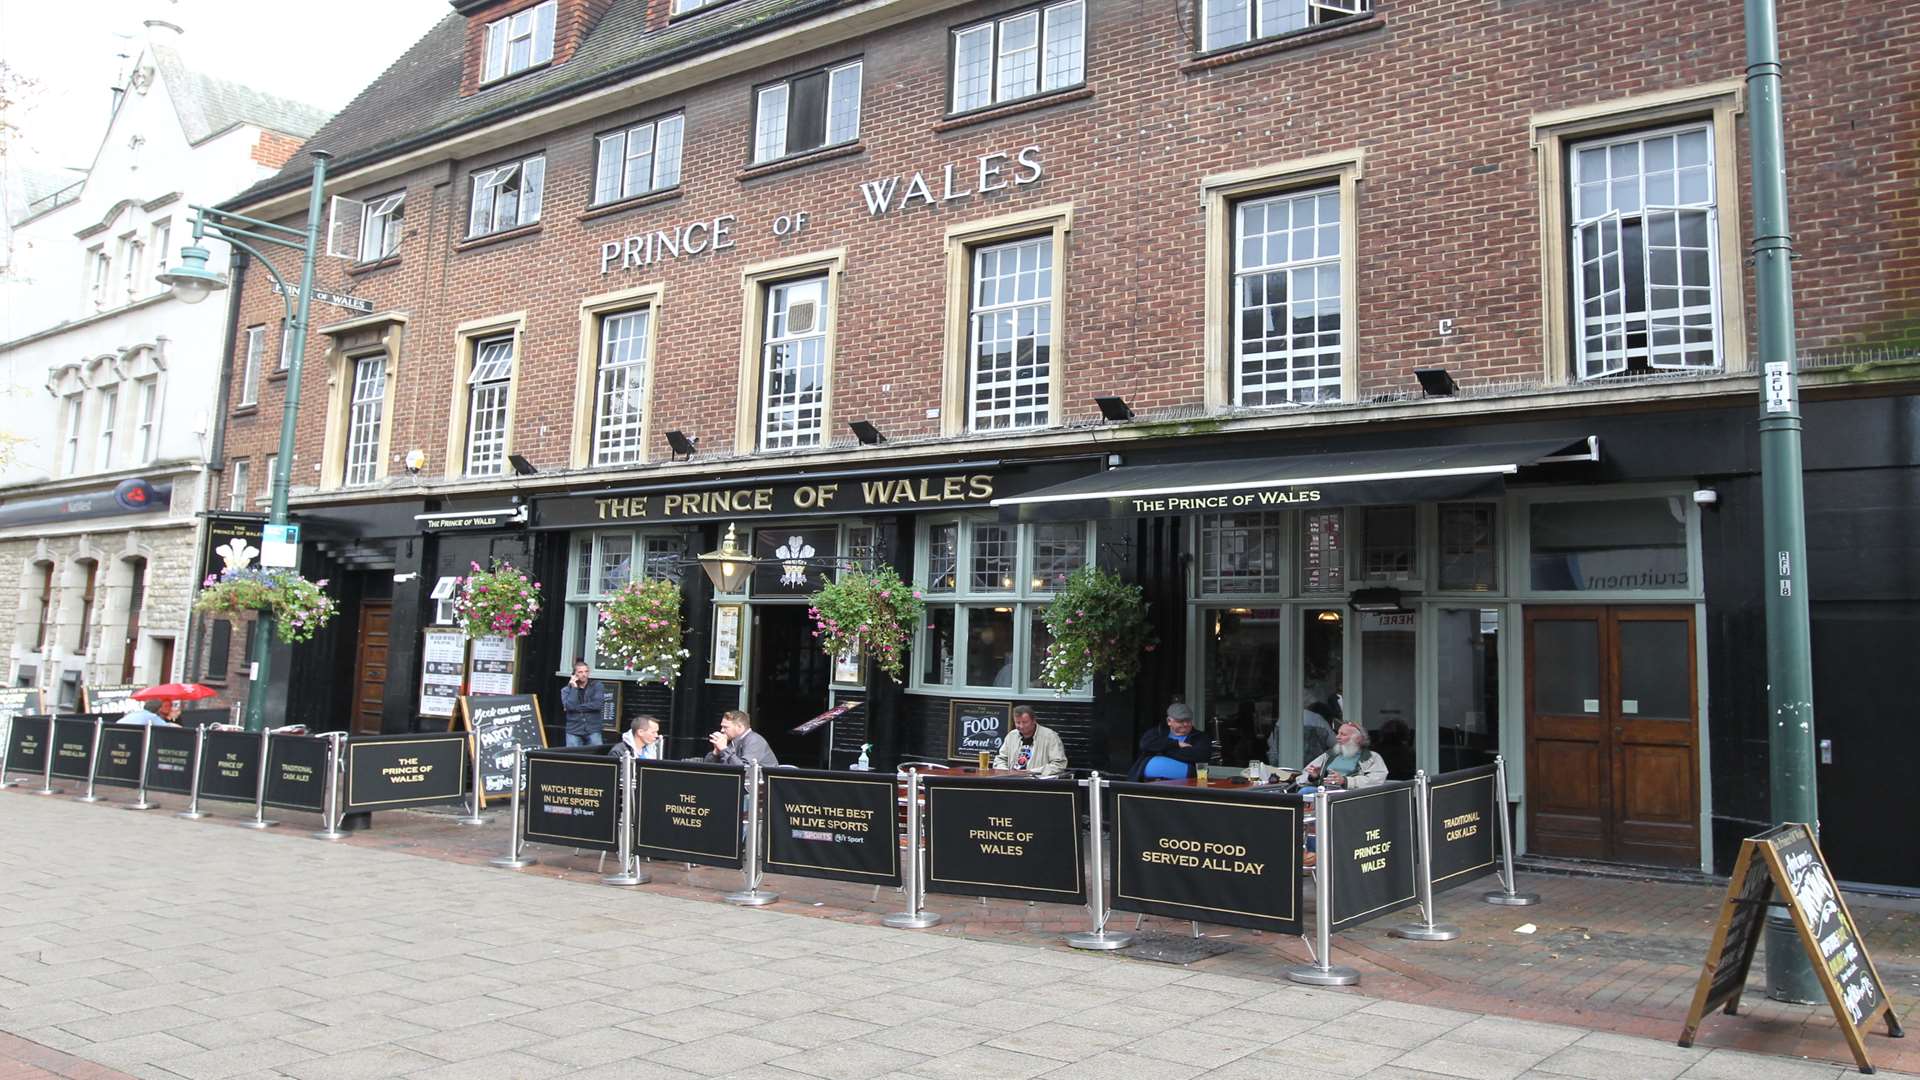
{"left": 1525, "top": 606, "right": 1699, "bottom": 868}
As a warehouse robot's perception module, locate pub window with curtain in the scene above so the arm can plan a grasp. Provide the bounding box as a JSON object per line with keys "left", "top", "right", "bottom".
{"left": 752, "top": 60, "right": 862, "bottom": 165}
{"left": 915, "top": 517, "right": 1091, "bottom": 694}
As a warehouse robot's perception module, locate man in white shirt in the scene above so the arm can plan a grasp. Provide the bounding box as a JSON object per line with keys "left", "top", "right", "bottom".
{"left": 992, "top": 705, "right": 1068, "bottom": 778}
{"left": 609, "top": 715, "right": 662, "bottom": 760}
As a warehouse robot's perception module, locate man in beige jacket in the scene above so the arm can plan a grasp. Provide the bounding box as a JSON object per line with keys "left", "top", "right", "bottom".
{"left": 993, "top": 705, "right": 1069, "bottom": 778}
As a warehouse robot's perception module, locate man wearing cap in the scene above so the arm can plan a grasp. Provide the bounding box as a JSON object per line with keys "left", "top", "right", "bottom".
{"left": 1127, "top": 701, "right": 1214, "bottom": 781}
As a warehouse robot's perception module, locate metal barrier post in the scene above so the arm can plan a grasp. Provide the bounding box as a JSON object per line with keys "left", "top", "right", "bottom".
{"left": 883, "top": 769, "right": 941, "bottom": 929}
{"left": 1483, "top": 755, "right": 1539, "bottom": 906}
{"left": 1068, "top": 772, "right": 1132, "bottom": 951}
{"left": 35, "top": 719, "right": 60, "bottom": 795}
{"left": 313, "top": 733, "right": 347, "bottom": 840}
{"left": 176, "top": 726, "right": 208, "bottom": 819}
{"left": 1288, "top": 788, "right": 1359, "bottom": 985}
{"left": 724, "top": 761, "right": 778, "bottom": 906}
{"left": 490, "top": 747, "right": 536, "bottom": 868}
{"left": 455, "top": 725, "right": 486, "bottom": 826}
{"left": 126, "top": 723, "right": 156, "bottom": 810}
{"left": 603, "top": 753, "right": 644, "bottom": 886}
{"left": 1390, "top": 770, "right": 1461, "bottom": 941}
{"left": 75, "top": 718, "right": 105, "bottom": 803}
{"left": 244, "top": 728, "right": 277, "bottom": 829}
{"left": 0, "top": 715, "right": 16, "bottom": 789}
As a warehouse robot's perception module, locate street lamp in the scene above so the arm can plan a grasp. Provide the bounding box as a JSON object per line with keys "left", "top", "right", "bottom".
{"left": 698, "top": 523, "right": 750, "bottom": 594}
{"left": 162, "top": 150, "right": 332, "bottom": 733}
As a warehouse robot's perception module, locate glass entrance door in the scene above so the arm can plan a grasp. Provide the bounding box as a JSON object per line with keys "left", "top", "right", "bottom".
{"left": 1200, "top": 607, "right": 1279, "bottom": 768}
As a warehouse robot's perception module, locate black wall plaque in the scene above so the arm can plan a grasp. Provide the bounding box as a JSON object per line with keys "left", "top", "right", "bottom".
{"left": 946, "top": 700, "right": 1011, "bottom": 763}
{"left": 264, "top": 735, "right": 331, "bottom": 813}
{"left": 524, "top": 752, "right": 621, "bottom": 852}
{"left": 922, "top": 777, "right": 1085, "bottom": 903}
{"left": 144, "top": 726, "right": 197, "bottom": 794}
{"left": 763, "top": 769, "right": 901, "bottom": 886}
{"left": 1110, "top": 782, "right": 1304, "bottom": 934}
{"left": 49, "top": 717, "right": 101, "bottom": 780}
{"left": 344, "top": 733, "right": 468, "bottom": 812}
{"left": 5, "top": 715, "right": 50, "bottom": 775}
{"left": 1428, "top": 765, "right": 1499, "bottom": 893}
{"left": 94, "top": 725, "right": 148, "bottom": 787}
{"left": 197, "top": 730, "right": 262, "bottom": 804}
{"left": 459, "top": 694, "right": 545, "bottom": 806}
{"left": 633, "top": 761, "right": 744, "bottom": 869}
{"left": 1322, "top": 781, "right": 1418, "bottom": 931}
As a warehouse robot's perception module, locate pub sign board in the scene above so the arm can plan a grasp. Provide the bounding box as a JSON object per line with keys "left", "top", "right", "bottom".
{"left": 634, "top": 761, "right": 744, "bottom": 869}
{"left": 762, "top": 768, "right": 900, "bottom": 886}
{"left": 49, "top": 717, "right": 101, "bottom": 780}
{"left": 1322, "top": 781, "right": 1419, "bottom": 931}
{"left": 144, "top": 725, "right": 197, "bottom": 794}
{"left": 197, "top": 730, "right": 262, "bottom": 804}
{"left": 922, "top": 776, "right": 1085, "bottom": 904}
{"left": 1109, "top": 781, "right": 1304, "bottom": 934}
{"left": 946, "top": 700, "right": 1010, "bottom": 763}
{"left": 95, "top": 725, "right": 148, "bottom": 787}
{"left": 80, "top": 685, "right": 139, "bottom": 715}
{"left": 1427, "top": 765, "right": 1499, "bottom": 893}
{"left": 0, "top": 687, "right": 44, "bottom": 724}
{"left": 524, "top": 752, "right": 621, "bottom": 852}
{"left": 264, "top": 735, "right": 331, "bottom": 813}
{"left": 457, "top": 694, "right": 547, "bottom": 806}
{"left": 5, "top": 715, "right": 50, "bottom": 775}
{"left": 344, "top": 733, "right": 468, "bottom": 812}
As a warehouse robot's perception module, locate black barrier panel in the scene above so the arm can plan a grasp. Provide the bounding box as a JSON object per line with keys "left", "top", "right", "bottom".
{"left": 634, "top": 761, "right": 744, "bottom": 869}
{"left": 1323, "top": 781, "right": 1419, "bottom": 931}
{"left": 95, "top": 726, "right": 147, "bottom": 787}
{"left": 763, "top": 769, "right": 901, "bottom": 887}
{"left": 6, "top": 715, "right": 51, "bottom": 775}
{"left": 144, "top": 726, "right": 197, "bottom": 794}
{"left": 1109, "top": 782, "right": 1304, "bottom": 934}
{"left": 198, "top": 731, "right": 262, "bottom": 804}
{"left": 1428, "top": 765, "right": 1499, "bottom": 893}
{"left": 923, "top": 777, "right": 1085, "bottom": 904}
{"left": 524, "top": 752, "right": 620, "bottom": 852}
{"left": 49, "top": 717, "right": 101, "bottom": 780}
{"left": 344, "top": 733, "right": 468, "bottom": 812}
{"left": 264, "top": 736, "right": 330, "bottom": 813}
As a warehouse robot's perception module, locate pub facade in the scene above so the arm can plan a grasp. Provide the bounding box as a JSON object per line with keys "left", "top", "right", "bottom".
{"left": 205, "top": 0, "right": 1920, "bottom": 888}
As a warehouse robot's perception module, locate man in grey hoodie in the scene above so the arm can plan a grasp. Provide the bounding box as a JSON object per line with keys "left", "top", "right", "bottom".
{"left": 701, "top": 710, "right": 779, "bottom": 769}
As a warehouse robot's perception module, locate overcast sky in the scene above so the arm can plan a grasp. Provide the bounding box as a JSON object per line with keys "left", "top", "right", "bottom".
{"left": 2, "top": 0, "right": 449, "bottom": 170}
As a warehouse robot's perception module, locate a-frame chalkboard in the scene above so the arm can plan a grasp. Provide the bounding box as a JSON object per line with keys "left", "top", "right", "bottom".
{"left": 456, "top": 693, "right": 547, "bottom": 808}
{"left": 1680, "top": 823, "right": 1904, "bottom": 1073}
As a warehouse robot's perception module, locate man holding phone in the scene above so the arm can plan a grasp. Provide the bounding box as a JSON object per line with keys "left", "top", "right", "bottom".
{"left": 559, "top": 660, "right": 607, "bottom": 747}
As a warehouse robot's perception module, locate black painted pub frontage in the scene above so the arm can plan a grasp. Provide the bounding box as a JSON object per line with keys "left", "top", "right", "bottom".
{"left": 247, "top": 393, "right": 1920, "bottom": 891}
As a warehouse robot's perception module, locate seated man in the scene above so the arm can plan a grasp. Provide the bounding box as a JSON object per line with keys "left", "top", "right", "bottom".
{"left": 1126, "top": 702, "right": 1213, "bottom": 781}
{"left": 1301, "top": 722, "right": 1389, "bottom": 789}
{"left": 992, "top": 705, "right": 1067, "bottom": 777}
{"left": 700, "top": 709, "right": 779, "bottom": 769}
{"left": 608, "top": 714, "right": 663, "bottom": 760}
{"left": 120, "top": 699, "right": 178, "bottom": 726}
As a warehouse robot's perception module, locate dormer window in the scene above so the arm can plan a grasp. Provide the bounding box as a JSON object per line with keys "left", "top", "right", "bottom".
{"left": 484, "top": 1, "right": 557, "bottom": 83}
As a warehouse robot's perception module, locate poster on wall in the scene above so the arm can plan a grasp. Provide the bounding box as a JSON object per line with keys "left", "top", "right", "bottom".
{"left": 832, "top": 648, "right": 862, "bottom": 686}
{"left": 469, "top": 636, "right": 516, "bottom": 696}
{"left": 711, "top": 604, "right": 742, "bottom": 680}
{"left": 419, "top": 630, "right": 466, "bottom": 718}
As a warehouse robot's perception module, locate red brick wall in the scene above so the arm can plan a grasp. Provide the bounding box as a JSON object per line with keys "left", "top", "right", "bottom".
{"left": 226, "top": 0, "right": 1920, "bottom": 486}
{"left": 250, "top": 129, "right": 305, "bottom": 170}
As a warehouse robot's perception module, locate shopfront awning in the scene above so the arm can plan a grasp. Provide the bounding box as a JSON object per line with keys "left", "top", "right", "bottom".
{"left": 992, "top": 437, "right": 1598, "bottom": 522}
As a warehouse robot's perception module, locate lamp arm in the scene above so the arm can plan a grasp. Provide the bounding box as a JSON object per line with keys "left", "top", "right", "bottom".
{"left": 215, "top": 233, "right": 297, "bottom": 327}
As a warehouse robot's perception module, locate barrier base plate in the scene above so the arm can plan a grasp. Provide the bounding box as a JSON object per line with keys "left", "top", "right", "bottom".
{"left": 1389, "top": 922, "right": 1462, "bottom": 941}
{"left": 603, "top": 869, "right": 648, "bottom": 886}
{"left": 74, "top": 794, "right": 106, "bottom": 804}
{"left": 1286, "top": 963, "right": 1360, "bottom": 986}
{"left": 490, "top": 854, "right": 538, "bottom": 868}
{"left": 1484, "top": 891, "right": 1540, "bottom": 906}
{"left": 312, "top": 828, "right": 348, "bottom": 841}
{"left": 34, "top": 786, "right": 61, "bottom": 795}
{"left": 125, "top": 800, "right": 156, "bottom": 811}
{"left": 242, "top": 819, "right": 278, "bottom": 830}
{"left": 724, "top": 889, "right": 778, "bottom": 907}
{"left": 1067, "top": 930, "right": 1134, "bottom": 951}
{"left": 176, "top": 810, "right": 207, "bottom": 819}
{"left": 455, "top": 814, "right": 487, "bottom": 826}
{"left": 882, "top": 911, "right": 942, "bottom": 929}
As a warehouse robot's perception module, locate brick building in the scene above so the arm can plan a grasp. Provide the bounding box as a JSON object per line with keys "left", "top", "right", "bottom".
{"left": 207, "top": 0, "right": 1920, "bottom": 886}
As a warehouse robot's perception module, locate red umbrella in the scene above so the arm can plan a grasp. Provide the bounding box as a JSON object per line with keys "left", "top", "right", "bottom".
{"left": 131, "top": 683, "right": 217, "bottom": 702}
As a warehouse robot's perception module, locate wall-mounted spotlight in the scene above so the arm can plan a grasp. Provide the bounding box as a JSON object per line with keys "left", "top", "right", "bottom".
{"left": 849, "top": 419, "right": 886, "bottom": 445}
{"left": 1095, "top": 395, "right": 1135, "bottom": 422}
{"left": 1415, "top": 368, "right": 1459, "bottom": 397}
{"left": 508, "top": 453, "right": 538, "bottom": 476}
{"left": 665, "top": 430, "right": 699, "bottom": 460}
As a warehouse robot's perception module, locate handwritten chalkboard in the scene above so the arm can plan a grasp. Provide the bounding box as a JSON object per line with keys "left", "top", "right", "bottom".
{"left": 458, "top": 694, "right": 546, "bottom": 806}
{"left": 946, "top": 700, "right": 1010, "bottom": 762}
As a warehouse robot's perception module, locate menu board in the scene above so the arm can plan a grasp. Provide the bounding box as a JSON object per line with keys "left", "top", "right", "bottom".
{"left": 458, "top": 693, "right": 546, "bottom": 806}
{"left": 419, "top": 630, "right": 466, "bottom": 718}
{"left": 1301, "top": 509, "right": 1344, "bottom": 593}
{"left": 946, "top": 700, "right": 1010, "bottom": 763}
{"left": 711, "top": 604, "right": 743, "bottom": 680}
{"left": 468, "top": 636, "right": 517, "bottom": 696}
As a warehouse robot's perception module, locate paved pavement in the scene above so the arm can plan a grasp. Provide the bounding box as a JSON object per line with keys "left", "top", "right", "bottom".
{"left": 0, "top": 792, "right": 1911, "bottom": 1080}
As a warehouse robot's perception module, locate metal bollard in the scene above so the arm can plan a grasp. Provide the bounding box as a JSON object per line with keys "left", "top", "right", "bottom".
{"left": 1391, "top": 771, "right": 1462, "bottom": 941}
{"left": 244, "top": 728, "right": 277, "bottom": 829}
{"left": 884, "top": 769, "right": 941, "bottom": 929}
{"left": 313, "top": 733, "right": 348, "bottom": 841}
{"left": 75, "top": 718, "right": 106, "bottom": 804}
{"left": 1287, "top": 787, "right": 1359, "bottom": 985}
{"left": 490, "top": 747, "right": 536, "bottom": 868}
{"left": 176, "top": 725, "right": 208, "bottom": 819}
{"left": 126, "top": 723, "right": 156, "bottom": 810}
{"left": 455, "top": 725, "right": 486, "bottom": 826}
{"left": 1483, "top": 756, "right": 1539, "bottom": 907}
{"left": 1068, "top": 772, "right": 1133, "bottom": 950}
{"left": 725, "top": 761, "right": 778, "bottom": 906}
{"left": 603, "top": 753, "right": 644, "bottom": 886}
{"left": 35, "top": 718, "right": 61, "bottom": 796}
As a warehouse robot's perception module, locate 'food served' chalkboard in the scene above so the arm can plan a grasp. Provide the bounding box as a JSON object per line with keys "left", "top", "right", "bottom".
{"left": 946, "top": 700, "right": 1010, "bottom": 762}
{"left": 459, "top": 694, "right": 546, "bottom": 806}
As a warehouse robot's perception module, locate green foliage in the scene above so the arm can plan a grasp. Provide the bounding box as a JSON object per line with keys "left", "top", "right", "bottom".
{"left": 1038, "top": 565, "right": 1155, "bottom": 692}
{"left": 594, "top": 577, "right": 689, "bottom": 685}
{"left": 193, "top": 568, "right": 339, "bottom": 645}
{"left": 809, "top": 566, "right": 926, "bottom": 684}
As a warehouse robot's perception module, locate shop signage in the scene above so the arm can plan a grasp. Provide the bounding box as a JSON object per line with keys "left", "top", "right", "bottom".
{"left": 1109, "top": 782, "right": 1304, "bottom": 934}
{"left": 922, "top": 776, "right": 1084, "bottom": 903}
{"left": 946, "top": 700, "right": 1010, "bottom": 763}
{"left": 468, "top": 637, "right": 517, "bottom": 697}
{"left": 196, "top": 730, "right": 262, "bottom": 804}
{"left": 201, "top": 515, "right": 265, "bottom": 581}
{"left": 457, "top": 694, "right": 545, "bottom": 805}
{"left": 710, "top": 604, "right": 743, "bottom": 680}
{"left": 524, "top": 752, "right": 621, "bottom": 852}
{"left": 419, "top": 508, "right": 524, "bottom": 532}
{"left": 4, "top": 715, "right": 49, "bottom": 776}
{"left": 269, "top": 279, "right": 374, "bottom": 315}
{"left": 419, "top": 630, "right": 465, "bottom": 718}
{"left": 263, "top": 734, "right": 330, "bottom": 813}
{"left": 751, "top": 527, "right": 836, "bottom": 595}
{"left": 0, "top": 480, "right": 172, "bottom": 529}
{"left": 762, "top": 769, "right": 900, "bottom": 886}
{"left": 1428, "top": 765, "right": 1499, "bottom": 892}
{"left": 94, "top": 725, "right": 147, "bottom": 787}
{"left": 48, "top": 717, "right": 99, "bottom": 780}
{"left": 0, "top": 688, "right": 43, "bottom": 724}
{"left": 1322, "top": 781, "right": 1419, "bottom": 930}
{"left": 560, "top": 472, "right": 998, "bottom": 528}
{"left": 633, "top": 761, "right": 745, "bottom": 869}
{"left": 344, "top": 732, "right": 469, "bottom": 812}
{"left": 144, "top": 725, "right": 197, "bottom": 794}
{"left": 81, "top": 685, "right": 139, "bottom": 715}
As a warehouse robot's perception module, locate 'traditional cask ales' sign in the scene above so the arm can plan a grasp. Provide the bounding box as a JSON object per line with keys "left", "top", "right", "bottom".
{"left": 1427, "top": 765, "right": 1498, "bottom": 892}
{"left": 1109, "top": 782, "right": 1304, "bottom": 934}
{"left": 633, "top": 761, "right": 744, "bottom": 869}
{"left": 263, "top": 735, "right": 330, "bottom": 813}
{"left": 94, "top": 725, "right": 148, "bottom": 787}
{"left": 344, "top": 733, "right": 468, "bottom": 812}
{"left": 524, "top": 752, "right": 621, "bottom": 852}
{"left": 762, "top": 769, "right": 900, "bottom": 886}
{"left": 197, "top": 730, "right": 262, "bottom": 804}
{"left": 1322, "top": 782, "right": 1419, "bottom": 931}
{"left": 922, "top": 776, "right": 1084, "bottom": 903}
{"left": 144, "top": 726, "right": 197, "bottom": 794}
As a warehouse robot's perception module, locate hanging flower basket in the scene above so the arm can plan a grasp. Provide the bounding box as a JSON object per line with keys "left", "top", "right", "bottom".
{"left": 194, "top": 568, "right": 339, "bottom": 645}
{"left": 452, "top": 559, "right": 542, "bottom": 640}
{"left": 808, "top": 566, "right": 925, "bottom": 684}
{"left": 1038, "top": 565, "right": 1156, "bottom": 692}
{"left": 594, "top": 577, "right": 690, "bottom": 685}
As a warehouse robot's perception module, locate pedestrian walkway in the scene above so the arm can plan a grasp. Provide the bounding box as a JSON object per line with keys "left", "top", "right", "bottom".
{"left": 0, "top": 791, "right": 1910, "bottom": 1079}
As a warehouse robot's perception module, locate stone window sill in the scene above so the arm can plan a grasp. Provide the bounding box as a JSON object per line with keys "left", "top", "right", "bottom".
{"left": 1181, "top": 14, "right": 1385, "bottom": 73}
{"left": 738, "top": 142, "right": 865, "bottom": 183}
{"left": 579, "top": 188, "right": 683, "bottom": 224}
{"left": 455, "top": 223, "right": 543, "bottom": 253}
{"left": 230, "top": 405, "right": 259, "bottom": 418}
{"left": 935, "top": 86, "right": 1095, "bottom": 134}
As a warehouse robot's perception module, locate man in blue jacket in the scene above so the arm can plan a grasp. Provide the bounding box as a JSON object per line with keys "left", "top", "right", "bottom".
{"left": 559, "top": 660, "right": 607, "bottom": 747}
{"left": 1127, "top": 702, "right": 1214, "bottom": 781}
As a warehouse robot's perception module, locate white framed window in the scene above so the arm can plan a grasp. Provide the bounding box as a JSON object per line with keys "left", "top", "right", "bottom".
{"left": 228, "top": 459, "right": 250, "bottom": 512}
{"left": 916, "top": 517, "right": 1091, "bottom": 694}
{"left": 239, "top": 325, "right": 264, "bottom": 407}
{"left": 564, "top": 529, "right": 686, "bottom": 674}
{"left": 482, "top": 0, "right": 556, "bottom": 83}
{"left": 1196, "top": 511, "right": 1286, "bottom": 596}
{"left": 358, "top": 191, "right": 404, "bottom": 262}
{"left": 952, "top": 1, "right": 1084, "bottom": 113}
{"left": 592, "top": 308, "right": 651, "bottom": 466}
{"left": 468, "top": 155, "right": 545, "bottom": 238}
{"left": 61, "top": 393, "right": 83, "bottom": 473}
{"left": 464, "top": 335, "right": 516, "bottom": 477}
{"left": 1233, "top": 186, "right": 1343, "bottom": 405}
{"left": 133, "top": 378, "right": 158, "bottom": 464}
{"left": 671, "top": 0, "right": 720, "bottom": 12}
{"left": 758, "top": 276, "right": 829, "bottom": 451}
{"left": 95, "top": 388, "right": 118, "bottom": 468}
{"left": 431, "top": 576, "right": 460, "bottom": 625}
{"left": 149, "top": 220, "right": 171, "bottom": 273}
{"left": 1569, "top": 124, "right": 1721, "bottom": 380}
{"left": 752, "top": 60, "right": 862, "bottom": 164}
{"left": 594, "top": 114, "right": 684, "bottom": 204}
{"left": 1200, "top": 0, "right": 1368, "bottom": 51}
{"left": 343, "top": 354, "right": 387, "bottom": 487}
{"left": 87, "top": 246, "right": 110, "bottom": 307}
{"left": 116, "top": 234, "right": 141, "bottom": 301}
{"left": 967, "top": 236, "right": 1053, "bottom": 430}
{"left": 263, "top": 454, "right": 279, "bottom": 504}
{"left": 279, "top": 318, "right": 294, "bottom": 371}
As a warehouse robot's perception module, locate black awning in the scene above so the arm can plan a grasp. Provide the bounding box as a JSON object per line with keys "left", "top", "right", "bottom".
{"left": 992, "top": 437, "right": 1598, "bottom": 522}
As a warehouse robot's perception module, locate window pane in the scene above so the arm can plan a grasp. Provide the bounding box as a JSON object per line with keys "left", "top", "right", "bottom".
{"left": 1028, "top": 608, "right": 1062, "bottom": 690}
{"left": 1359, "top": 611, "right": 1416, "bottom": 780}
{"left": 622, "top": 123, "right": 655, "bottom": 199}
{"left": 1299, "top": 509, "right": 1344, "bottom": 592}
{"left": 654, "top": 114, "right": 684, "bottom": 189}
{"left": 953, "top": 24, "right": 993, "bottom": 111}
{"left": 575, "top": 536, "right": 593, "bottom": 594}
{"left": 1437, "top": 503, "right": 1496, "bottom": 591}
{"left": 1438, "top": 609, "right": 1500, "bottom": 771}
{"left": 760, "top": 276, "right": 829, "bottom": 451}
{"left": 1234, "top": 188, "right": 1343, "bottom": 405}
{"left": 1528, "top": 497, "right": 1689, "bottom": 591}
{"left": 1042, "top": 1, "right": 1085, "bottom": 91}
{"left": 1258, "top": 0, "right": 1309, "bottom": 36}
{"left": 1617, "top": 619, "right": 1690, "bottom": 720}
{"left": 1204, "top": 607, "right": 1280, "bottom": 767}
{"left": 593, "top": 309, "right": 650, "bottom": 465}
{"left": 1203, "top": 0, "right": 1251, "bottom": 49}
{"left": 754, "top": 85, "right": 789, "bottom": 162}
{"left": 532, "top": 0, "right": 555, "bottom": 65}
{"left": 1198, "top": 511, "right": 1283, "bottom": 595}
{"left": 518, "top": 157, "right": 544, "bottom": 224}
{"left": 968, "top": 237, "right": 1053, "bottom": 430}
{"left": 1029, "top": 523, "right": 1085, "bottom": 592}
{"left": 345, "top": 355, "right": 386, "bottom": 486}
{"left": 995, "top": 12, "right": 1039, "bottom": 102}
{"left": 598, "top": 535, "right": 634, "bottom": 593}
{"left": 827, "top": 63, "right": 862, "bottom": 145}
{"left": 594, "top": 133, "right": 624, "bottom": 204}
{"left": 1360, "top": 505, "right": 1415, "bottom": 580}
{"left": 970, "top": 524, "right": 1015, "bottom": 591}
{"left": 965, "top": 607, "right": 1015, "bottom": 687}
{"left": 1298, "top": 608, "right": 1344, "bottom": 766}
{"left": 923, "top": 605, "right": 956, "bottom": 685}
{"left": 926, "top": 523, "right": 958, "bottom": 593}
{"left": 788, "top": 70, "right": 828, "bottom": 153}
{"left": 1531, "top": 618, "right": 1599, "bottom": 714}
